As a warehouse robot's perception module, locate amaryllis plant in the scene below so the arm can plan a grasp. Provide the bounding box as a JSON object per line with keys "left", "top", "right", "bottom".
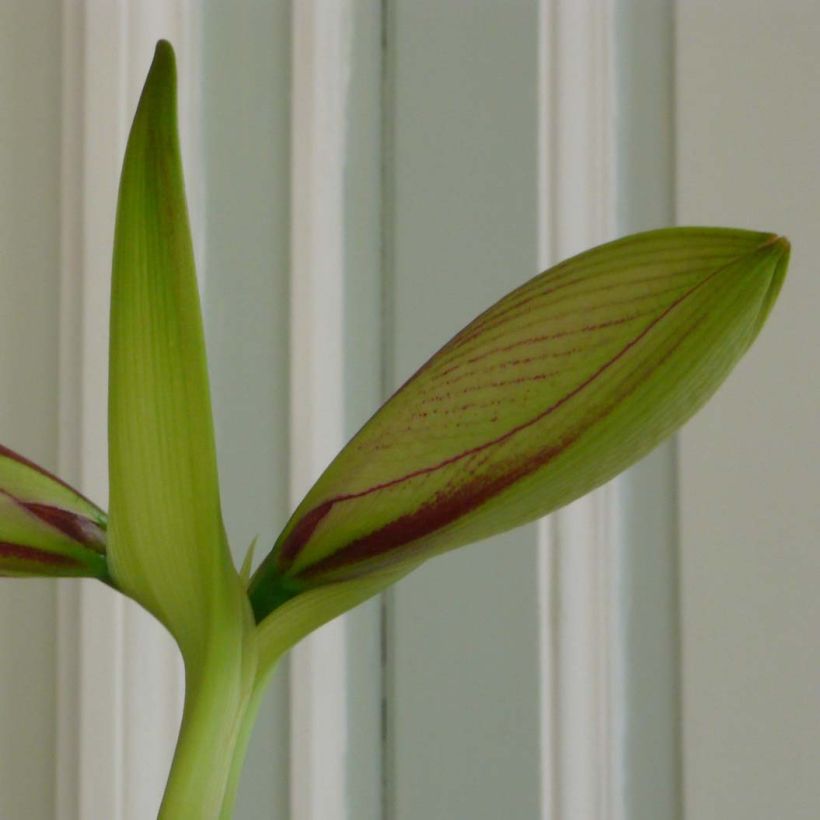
{"left": 0, "top": 42, "right": 789, "bottom": 818}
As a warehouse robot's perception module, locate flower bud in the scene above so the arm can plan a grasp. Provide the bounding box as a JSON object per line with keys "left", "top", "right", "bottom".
{"left": 0, "top": 444, "right": 107, "bottom": 577}
{"left": 250, "top": 228, "right": 788, "bottom": 619}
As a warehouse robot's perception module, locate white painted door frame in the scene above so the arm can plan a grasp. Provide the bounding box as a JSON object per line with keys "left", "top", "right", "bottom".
{"left": 288, "top": 4, "right": 354, "bottom": 819}
{"left": 538, "top": 2, "right": 622, "bottom": 818}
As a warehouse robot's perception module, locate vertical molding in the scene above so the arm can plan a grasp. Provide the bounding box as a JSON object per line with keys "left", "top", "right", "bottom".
{"left": 0, "top": 3, "right": 62, "bottom": 816}
{"left": 536, "top": 4, "right": 556, "bottom": 815}
{"left": 57, "top": 3, "right": 199, "bottom": 818}
{"left": 288, "top": 3, "right": 353, "bottom": 820}
{"left": 537, "top": 1, "right": 619, "bottom": 819}
{"left": 384, "top": 4, "right": 543, "bottom": 817}
{"left": 612, "top": 3, "right": 680, "bottom": 819}
{"left": 340, "top": 3, "right": 387, "bottom": 818}
{"left": 56, "top": 3, "right": 87, "bottom": 815}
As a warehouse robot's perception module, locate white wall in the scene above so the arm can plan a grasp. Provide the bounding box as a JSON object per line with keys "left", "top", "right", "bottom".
{"left": 677, "top": 4, "right": 820, "bottom": 819}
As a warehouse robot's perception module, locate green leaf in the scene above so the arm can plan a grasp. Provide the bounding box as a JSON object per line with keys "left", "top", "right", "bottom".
{"left": 0, "top": 444, "right": 107, "bottom": 578}
{"left": 107, "top": 41, "right": 247, "bottom": 664}
{"left": 250, "top": 227, "right": 789, "bottom": 619}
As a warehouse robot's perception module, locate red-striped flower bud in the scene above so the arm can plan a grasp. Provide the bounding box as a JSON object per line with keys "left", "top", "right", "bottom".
{"left": 250, "top": 228, "right": 788, "bottom": 619}
{"left": 0, "top": 444, "right": 107, "bottom": 578}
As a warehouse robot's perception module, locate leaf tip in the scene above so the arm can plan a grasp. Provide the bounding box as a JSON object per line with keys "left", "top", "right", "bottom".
{"left": 152, "top": 39, "right": 177, "bottom": 77}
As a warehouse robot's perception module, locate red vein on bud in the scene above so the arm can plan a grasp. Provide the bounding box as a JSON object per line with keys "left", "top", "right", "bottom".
{"left": 0, "top": 541, "right": 81, "bottom": 569}
{"left": 24, "top": 503, "right": 107, "bottom": 552}
{"left": 277, "top": 264, "right": 722, "bottom": 570}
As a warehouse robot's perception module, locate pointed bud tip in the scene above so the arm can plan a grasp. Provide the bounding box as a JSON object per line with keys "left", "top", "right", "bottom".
{"left": 760, "top": 232, "right": 789, "bottom": 259}
{"left": 753, "top": 233, "right": 790, "bottom": 334}
{"left": 761, "top": 232, "right": 790, "bottom": 277}
{"left": 153, "top": 39, "right": 176, "bottom": 67}
{"left": 773, "top": 234, "right": 790, "bottom": 262}
{"left": 142, "top": 40, "right": 177, "bottom": 106}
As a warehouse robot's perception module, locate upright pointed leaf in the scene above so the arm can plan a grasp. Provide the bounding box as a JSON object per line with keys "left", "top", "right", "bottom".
{"left": 107, "top": 42, "right": 244, "bottom": 661}
{"left": 250, "top": 228, "right": 789, "bottom": 619}
{"left": 0, "top": 444, "right": 107, "bottom": 578}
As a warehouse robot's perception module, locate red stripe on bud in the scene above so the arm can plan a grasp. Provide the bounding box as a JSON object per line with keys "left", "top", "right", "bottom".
{"left": 0, "top": 541, "right": 80, "bottom": 569}
{"left": 24, "top": 503, "right": 107, "bottom": 553}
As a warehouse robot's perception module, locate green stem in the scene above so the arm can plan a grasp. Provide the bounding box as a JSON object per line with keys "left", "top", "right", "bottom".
{"left": 158, "top": 567, "right": 415, "bottom": 817}
{"left": 218, "top": 667, "right": 278, "bottom": 819}
{"left": 159, "top": 641, "right": 257, "bottom": 818}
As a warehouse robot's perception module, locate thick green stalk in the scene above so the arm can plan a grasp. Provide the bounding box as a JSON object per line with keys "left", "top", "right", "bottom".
{"left": 218, "top": 669, "right": 279, "bottom": 819}
{"left": 159, "top": 626, "right": 258, "bottom": 819}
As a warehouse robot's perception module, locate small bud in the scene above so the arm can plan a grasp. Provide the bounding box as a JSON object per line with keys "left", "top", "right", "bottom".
{"left": 0, "top": 444, "right": 107, "bottom": 578}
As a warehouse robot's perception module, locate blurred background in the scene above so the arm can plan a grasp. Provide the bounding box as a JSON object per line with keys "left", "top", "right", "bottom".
{"left": 0, "top": 1, "right": 816, "bottom": 818}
